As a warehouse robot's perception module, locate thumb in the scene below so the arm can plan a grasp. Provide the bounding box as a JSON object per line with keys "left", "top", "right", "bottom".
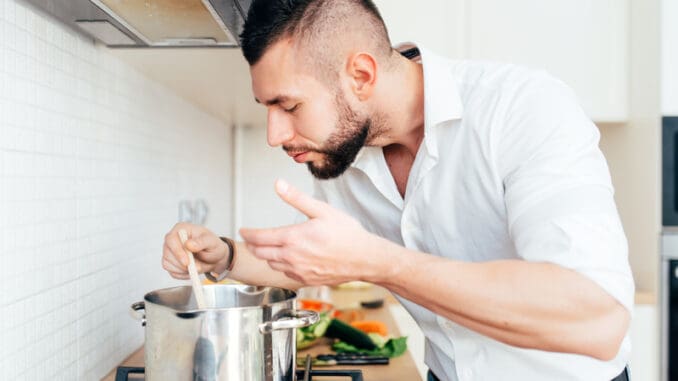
{"left": 185, "top": 239, "right": 201, "bottom": 253}
{"left": 185, "top": 234, "right": 212, "bottom": 253}
{"left": 275, "top": 179, "right": 329, "bottom": 218}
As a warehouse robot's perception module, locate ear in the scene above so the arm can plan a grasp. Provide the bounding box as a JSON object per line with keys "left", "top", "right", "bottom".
{"left": 345, "top": 53, "right": 377, "bottom": 101}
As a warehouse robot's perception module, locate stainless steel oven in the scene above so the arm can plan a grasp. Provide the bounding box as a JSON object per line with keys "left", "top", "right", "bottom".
{"left": 663, "top": 117, "right": 678, "bottom": 225}
{"left": 662, "top": 232, "right": 678, "bottom": 381}
{"left": 664, "top": 117, "right": 678, "bottom": 381}
{"left": 668, "top": 260, "right": 678, "bottom": 381}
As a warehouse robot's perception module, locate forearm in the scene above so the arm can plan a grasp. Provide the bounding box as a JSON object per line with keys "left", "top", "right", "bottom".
{"left": 368, "top": 239, "right": 629, "bottom": 360}
{"left": 219, "top": 241, "right": 303, "bottom": 290}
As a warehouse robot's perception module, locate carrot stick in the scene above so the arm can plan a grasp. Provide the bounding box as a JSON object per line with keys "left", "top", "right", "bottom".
{"left": 350, "top": 320, "right": 388, "bottom": 336}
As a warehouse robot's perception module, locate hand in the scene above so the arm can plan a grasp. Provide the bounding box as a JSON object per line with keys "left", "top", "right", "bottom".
{"left": 162, "top": 223, "right": 229, "bottom": 280}
{"left": 239, "top": 179, "right": 387, "bottom": 285}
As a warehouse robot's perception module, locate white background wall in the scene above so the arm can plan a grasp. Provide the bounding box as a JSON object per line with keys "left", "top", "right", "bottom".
{"left": 0, "top": 1, "right": 233, "bottom": 379}
{"left": 662, "top": 0, "right": 678, "bottom": 115}
{"left": 598, "top": 0, "right": 661, "bottom": 295}
{"left": 235, "top": 125, "right": 314, "bottom": 233}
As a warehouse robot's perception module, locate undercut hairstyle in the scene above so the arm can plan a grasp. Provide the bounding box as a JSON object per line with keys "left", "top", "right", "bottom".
{"left": 240, "top": 0, "right": 393, "bottom": 81}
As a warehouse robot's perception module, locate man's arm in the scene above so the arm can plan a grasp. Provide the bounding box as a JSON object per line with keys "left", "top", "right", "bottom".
{"left": 369, "top": 240, "right": 630, "bottom": 361}
{"left": 162, "top": 223, "right": 302, "bottom": 290}
{"left": 227, "top": 241, "right": 303, "bottom": 290}
{"left": 239, "top": 180, "right": 630, "bottom": 361}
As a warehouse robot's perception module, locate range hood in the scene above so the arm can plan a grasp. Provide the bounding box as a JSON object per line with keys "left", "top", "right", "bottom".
{"left": 23, "top": 0, "right": 251, "bottom": 47}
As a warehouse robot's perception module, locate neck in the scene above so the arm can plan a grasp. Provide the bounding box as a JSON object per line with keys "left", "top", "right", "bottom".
{"left": 369, "top": 52, "right": 425, "bottom": 156}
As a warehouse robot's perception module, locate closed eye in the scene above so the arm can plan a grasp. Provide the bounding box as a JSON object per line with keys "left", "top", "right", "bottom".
{"left": 284, "top": 104, "right": 300, "bottom": 113}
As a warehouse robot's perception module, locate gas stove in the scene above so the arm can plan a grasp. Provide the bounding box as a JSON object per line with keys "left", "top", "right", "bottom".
{"left": 114, "top": 366, "right": 364, "bottom": 381}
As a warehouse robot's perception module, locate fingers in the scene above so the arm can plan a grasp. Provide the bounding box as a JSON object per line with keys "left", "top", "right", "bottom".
{"left": 165, "top": 231, "right": 190, "bottom": 267}
{"left": 164, "top": 224, "right": 223, "bottom": 265}
{"left": 267, "top": 260, "right": 292, "bottom": 275}
{"left": 266, "top": 260, "right": 304, "bottom": 283}
{"left": 169, "top": 271, "right": 190, "bottom": 280}
{"left": 163, "top": 245, "right": 184, "bottom": 271}
{"left": 185, "top": 231, "right": 218, "bottom": 254}
{"left": 248, "top": 245, "right": 286, "bottom": 262}
{"left": 163, "top": 223, "right": 226, "bottom": 278}
{"left": 163, "top": 245, "right": 190, "bottom": 279}
{"left": 240, "top": 225, "right": 293, "bottom": 247}
{"left": 275, "top": 179, "right": 330, "bottom": 218}
{"left": 266, "top": 261, "right": 299, "bottom": 281}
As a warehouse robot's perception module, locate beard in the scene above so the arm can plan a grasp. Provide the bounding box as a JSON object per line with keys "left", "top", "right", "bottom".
{"left": 285, "top": 93, "right": 371, "bottom": 180}
{"left": 306, "top": 121, "right": 369, "bottom": 180}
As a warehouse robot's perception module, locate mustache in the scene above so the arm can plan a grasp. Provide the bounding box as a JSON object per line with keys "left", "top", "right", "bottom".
{"left": 283, "top": 145, "right": 317, "bottom": 154}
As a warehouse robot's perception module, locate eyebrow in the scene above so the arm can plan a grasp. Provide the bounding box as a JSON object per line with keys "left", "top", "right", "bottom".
{"left": 254, "top": 95, "right": 293, "bottom": 106}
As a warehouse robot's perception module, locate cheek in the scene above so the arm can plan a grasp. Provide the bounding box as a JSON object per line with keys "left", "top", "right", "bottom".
{"left": 297, "top": 104, "right": 338, "bottom": 143}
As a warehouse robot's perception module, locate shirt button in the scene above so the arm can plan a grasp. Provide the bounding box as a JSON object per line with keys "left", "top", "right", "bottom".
{"left": 461, "top": 368, "right": 473, "bottom": 379}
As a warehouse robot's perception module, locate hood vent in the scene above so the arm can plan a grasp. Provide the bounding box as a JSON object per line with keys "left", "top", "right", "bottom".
{"left": 23, "top": 0, "right": 250, "bottom": 48}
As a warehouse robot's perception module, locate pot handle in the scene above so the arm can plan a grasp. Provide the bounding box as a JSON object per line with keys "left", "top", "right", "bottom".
{"left": 259, "top": 309, "right": 319, "bottom": 334}
{"left": 130, "top": 301, "right": 146, "bottom": 327}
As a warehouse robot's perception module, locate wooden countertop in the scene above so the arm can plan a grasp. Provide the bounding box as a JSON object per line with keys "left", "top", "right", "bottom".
{"left": 296, "top": 286, "right": 421, "bottom": 381}
{"left": 102, "top": 286, "right": 421, "bottom": 381}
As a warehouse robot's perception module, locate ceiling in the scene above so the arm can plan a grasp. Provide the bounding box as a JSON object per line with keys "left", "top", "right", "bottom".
{"left": 110, "top": 48, "right": 266, "bottom": 126}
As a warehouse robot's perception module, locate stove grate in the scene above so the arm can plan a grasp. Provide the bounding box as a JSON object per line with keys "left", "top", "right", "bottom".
{"left": 115, "top": 366, "right": 364, "bottom": 380}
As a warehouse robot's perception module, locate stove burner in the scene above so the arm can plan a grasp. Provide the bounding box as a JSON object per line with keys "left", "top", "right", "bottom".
{"left": 115, "top": 367, "right": 144, "bottom": 381}
{"left": 115, "top": 367, "right": 364, "bottom": 380}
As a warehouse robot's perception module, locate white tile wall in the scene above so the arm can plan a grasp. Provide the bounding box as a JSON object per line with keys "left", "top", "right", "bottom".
{"left": 237, "top": 125, "right": 314, "bottom": 231}
{"left": 0, "top": 1, "right": 233, "bottom": 379}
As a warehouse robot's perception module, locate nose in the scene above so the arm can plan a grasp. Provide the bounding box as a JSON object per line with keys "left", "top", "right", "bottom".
{"left": 266, "top": 109, "right": 295, "bottom": 147}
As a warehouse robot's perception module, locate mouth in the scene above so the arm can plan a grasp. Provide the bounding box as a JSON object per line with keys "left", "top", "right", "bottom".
{"left": 287, "top": 150, "right": 310, "bottom": 163}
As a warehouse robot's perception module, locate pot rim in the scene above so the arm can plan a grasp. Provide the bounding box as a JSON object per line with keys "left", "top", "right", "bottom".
{"left": 143, "top": 284, "right": 299, "bottom": 314}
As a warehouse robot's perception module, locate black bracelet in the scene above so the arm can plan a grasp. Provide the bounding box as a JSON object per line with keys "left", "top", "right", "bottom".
{"left": 205, "top": 236, "right": 236, "bottom": 282}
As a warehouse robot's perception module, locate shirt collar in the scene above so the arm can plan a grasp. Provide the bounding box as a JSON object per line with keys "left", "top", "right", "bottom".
{"left": 397, "top": 42, "right": 464, "bottom": 128}
{"left": 353, "top": 42, "right": 463, "bottom": 169}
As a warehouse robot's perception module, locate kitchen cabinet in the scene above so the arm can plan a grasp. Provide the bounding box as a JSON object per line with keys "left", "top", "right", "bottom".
{"left": 662, "top": 0, "right": 678, "bottom": 115}
{"left": 630, "top": 298, "right": 659, "bottom": 381}
{"left": 373, "top": 0, "right": 466, "bottom": 59}
{"left": 374, "top": 0, "right": 629, "bottom": 122}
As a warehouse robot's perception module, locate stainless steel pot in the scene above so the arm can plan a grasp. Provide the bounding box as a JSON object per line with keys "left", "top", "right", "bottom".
{"left": 130, "top": 284, "right": 318, "bottom": 381}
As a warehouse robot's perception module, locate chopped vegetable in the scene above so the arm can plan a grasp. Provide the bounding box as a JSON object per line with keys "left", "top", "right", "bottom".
{"left": 299, "top": 299, "right": 332, "bottom": 312}
{"left": 332, "top": 309, "right": 365, "bottom": 323}
{"left": 350, "top": 320, "right": 388, "bottom": 336}
{"left": 325, "top": 318, "right": 377, "bottom": 350}
{"left": 332, "top": 336, "right": 408, "bottom": 358}
{"left": 367, "top": 332, "right": 387, "bottom": 348}
{"left": 297, "top": 312, "right": 331, "bottom": 349}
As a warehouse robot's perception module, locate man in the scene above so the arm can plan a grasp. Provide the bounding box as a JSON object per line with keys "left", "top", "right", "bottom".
{"left": 162, "top": 1, "right": 634, "bottom": 380}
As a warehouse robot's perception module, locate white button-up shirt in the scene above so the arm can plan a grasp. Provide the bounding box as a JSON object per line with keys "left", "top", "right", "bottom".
{"left": 313, "top": 44, "right": 633, "bottom": 380}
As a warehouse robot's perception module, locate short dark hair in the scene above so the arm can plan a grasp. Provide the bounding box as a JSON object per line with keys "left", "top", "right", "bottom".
{"left": 240, "top": 0, "right": 391, "bottom": 67}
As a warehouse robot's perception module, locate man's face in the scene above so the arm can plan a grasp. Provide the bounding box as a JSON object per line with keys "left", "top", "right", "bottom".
{"left": 250, "top": 40, "right": 370, "bottom": 179}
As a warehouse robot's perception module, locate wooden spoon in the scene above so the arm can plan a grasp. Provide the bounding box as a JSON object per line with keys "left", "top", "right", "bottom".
{"left": 178, "top": 229, "right": 207, "bottom": 309}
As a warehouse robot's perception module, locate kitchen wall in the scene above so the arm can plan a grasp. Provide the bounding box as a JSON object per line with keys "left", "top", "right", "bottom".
{"left": 0, "top": 1, "right": 233, "bottom": 379}
{"left": 598, "top": 0, "right": 661, "bottom": 295}
{"left": 235, "top": 125, "right": 314, "bottom": 232}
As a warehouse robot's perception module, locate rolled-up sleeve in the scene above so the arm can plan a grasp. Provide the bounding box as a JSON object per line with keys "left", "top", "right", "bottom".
{"left": 498, "top": 74, "right": 635, "bottom": 312}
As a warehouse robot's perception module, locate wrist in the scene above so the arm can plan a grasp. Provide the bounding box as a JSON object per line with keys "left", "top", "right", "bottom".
{"left": 206, "top": 237, "right": 236, "bottom": 282}
{"left": 362, "top": 236, "right": 402, "bottom": 284}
